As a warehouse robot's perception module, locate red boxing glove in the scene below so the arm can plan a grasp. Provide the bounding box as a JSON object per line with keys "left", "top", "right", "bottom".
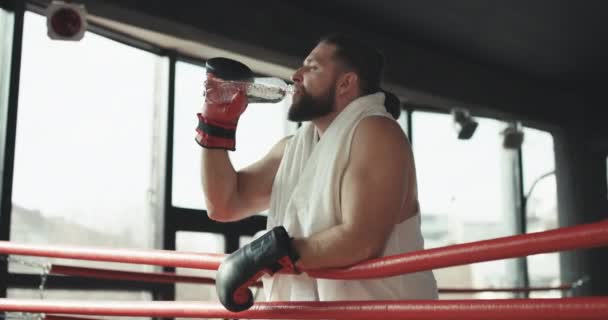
{"left": 196, "top": 77, "right": 248, "bottom": 150}
{"left": 195, "top": 57, "right": 254, "bottom": 151}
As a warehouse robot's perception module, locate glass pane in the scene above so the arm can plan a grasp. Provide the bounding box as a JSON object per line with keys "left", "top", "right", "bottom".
{"left": 9, "top": 12, "right": 166, "bottom": 273}
{"left": 521, "top": 127, "right": 561, "bottom": 297}
{"left": 175, "top": 231, "right": 223, "bottom": 320}
{"left": 396, "top": 109, "right": 409, "bottom": 139}
{"left": 172, "top": 61, "right": 293, "bottom": 211}
{"left": 230, "top": 85, "right": 293, "bottom": 170}
{"left": 412, "top": 111, "right": 519, "bottom": 299}
{"left": 240, "top": 235, "right": 253, "bottom": 246}
{"left": 0, "top": 7, "right": 14, "bottom": 196}
{"left": 172, "top": 62, "right": 206, "bottom": 210}
{"left": 8, "top": 289, "right": 151, "bottom": 320}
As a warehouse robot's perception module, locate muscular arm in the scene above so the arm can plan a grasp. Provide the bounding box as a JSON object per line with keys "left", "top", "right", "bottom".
{"left": 202, "top": 136, "right": 291, "bottom": 222}
{"left": 293, "top": 117, "right": 414, "bottom": 269}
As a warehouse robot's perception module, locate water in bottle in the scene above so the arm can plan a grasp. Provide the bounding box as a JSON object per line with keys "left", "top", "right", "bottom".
{"left": 203, "top": 77, "right": 294, "bottom": 104}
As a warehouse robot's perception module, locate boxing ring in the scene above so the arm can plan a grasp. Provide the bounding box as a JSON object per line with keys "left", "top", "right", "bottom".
{"left": 1, "top": 220, "right": 607, "bottom": 319}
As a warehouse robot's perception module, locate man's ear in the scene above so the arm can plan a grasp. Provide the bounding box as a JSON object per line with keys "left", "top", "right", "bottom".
{"left": 337, "top": 72, "right": 359, "bottom": 95}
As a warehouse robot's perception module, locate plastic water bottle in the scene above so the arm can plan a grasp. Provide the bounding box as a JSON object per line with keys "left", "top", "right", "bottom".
{"left": 246, "top": 79, "right": 295, "bottom": 104}
{"left": 204, "top": 77, "right": 294, "bottom": 104}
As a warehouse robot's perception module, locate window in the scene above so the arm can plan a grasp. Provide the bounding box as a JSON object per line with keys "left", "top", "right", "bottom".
{"left": 521, "top": 127, "right": 560, "bottom": 297}
{"left": 172, "top": 61, "right": 294, "bottom": 211}
{"left": 9, "top": 12, "right": 167, "bottom": 280}
{"left": 412, "top": 111, "right": 520, "bottom": 298}
{"left": 0, "top": 7, "right": 14, "bottom": 196}
{"left": 175, "top": 231, "right": 224, "bottom": 320}
{"left": 396, "top": 108, "right": 409, "bottom": 138}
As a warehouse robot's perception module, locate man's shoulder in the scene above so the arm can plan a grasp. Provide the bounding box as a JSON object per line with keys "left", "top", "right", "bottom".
{"left": 345, "top": 116, "right": 411, "bottom": 172}
{"left": 354, "top": 116, "right": 408, "bottom": 147}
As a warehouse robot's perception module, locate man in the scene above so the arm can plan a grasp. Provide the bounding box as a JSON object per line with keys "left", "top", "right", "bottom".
{"left": 196, "top": 34, "right": 437, "bottom": 312}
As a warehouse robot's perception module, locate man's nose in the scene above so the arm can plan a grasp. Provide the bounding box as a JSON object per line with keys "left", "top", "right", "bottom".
{"left": 291, "top": 68, "right": 303, "bottom": 83}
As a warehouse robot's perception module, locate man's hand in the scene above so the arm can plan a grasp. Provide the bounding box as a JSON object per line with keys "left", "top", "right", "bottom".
{"left": 215, "top": 226, "right": 299, "bottom": 312}
{"left": 195, "top": 75, "right": 249, "bottom": 150}
{"left": 196, "top": 56, "right": 254, "bottom": 150}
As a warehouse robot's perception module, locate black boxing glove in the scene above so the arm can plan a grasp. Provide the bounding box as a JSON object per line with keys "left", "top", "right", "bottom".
{"left": 215, "top": 226, "right": 299, "bottom": 312}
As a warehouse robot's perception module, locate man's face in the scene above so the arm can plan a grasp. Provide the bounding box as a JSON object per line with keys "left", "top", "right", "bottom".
{"left": 288, "top": 42, "right": 341, "bottom": 122}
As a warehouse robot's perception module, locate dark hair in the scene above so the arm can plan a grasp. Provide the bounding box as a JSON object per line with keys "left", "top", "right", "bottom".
{"left": 319, "top": 33, "right": 400, "bottom": 119}
{"left": 381, "top": 90, "right": 401, "bottom": 119}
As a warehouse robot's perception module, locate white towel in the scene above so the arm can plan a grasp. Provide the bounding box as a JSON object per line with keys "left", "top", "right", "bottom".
{"left": 263, "top": 92, "right": 438, "bottom": 301}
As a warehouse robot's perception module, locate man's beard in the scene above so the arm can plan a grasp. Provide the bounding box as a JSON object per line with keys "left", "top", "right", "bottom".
{"left": 287, "top": 84, "right": 336, "bottom": 122}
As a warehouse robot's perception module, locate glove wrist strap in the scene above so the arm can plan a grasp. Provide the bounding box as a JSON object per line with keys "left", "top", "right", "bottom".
{"left": 196, "top": 114, "right": 237, "bottom": 150}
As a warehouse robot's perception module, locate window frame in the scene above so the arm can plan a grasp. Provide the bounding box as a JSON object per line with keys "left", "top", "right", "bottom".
{"left": 0, "top": 3, "right": 173, "bottom": 300}
{"left": 0, "top": 2, "right": 559, "bottom": 303}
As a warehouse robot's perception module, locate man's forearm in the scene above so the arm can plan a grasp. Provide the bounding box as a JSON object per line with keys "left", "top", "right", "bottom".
{"left": 201, "top": 148, "right": 238, "bottom": 217}
{"left": 292, "top": 225, "right": 382, "bottom": 270}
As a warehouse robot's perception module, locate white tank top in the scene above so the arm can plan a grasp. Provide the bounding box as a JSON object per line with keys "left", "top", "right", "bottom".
{"left": 263, "top": 92, "right": 438, "bottom": 301}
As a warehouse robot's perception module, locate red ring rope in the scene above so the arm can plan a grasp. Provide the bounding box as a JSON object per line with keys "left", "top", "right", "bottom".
{"left": 50, "top": 264, "right": 570, "bottom": 293}
{"left": 45, "top": 316, "right": 101, "bottom": 320}
{"left": 438, "top": 286, "right": 571, "bottom": 293}
{"left": 0, "top": 242, "right": 224, "bottom": 269}
{"left": 50, "top": 264, "right": 217, "bottom": 285}
{"left": 308, "top": 219, "right": 608, "bottom": 279}
{"left": 0, "top": 220, "right": 606, "bottom": 280}
{"left": 1, "top": 298, "right": 607, "bottom": 319}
